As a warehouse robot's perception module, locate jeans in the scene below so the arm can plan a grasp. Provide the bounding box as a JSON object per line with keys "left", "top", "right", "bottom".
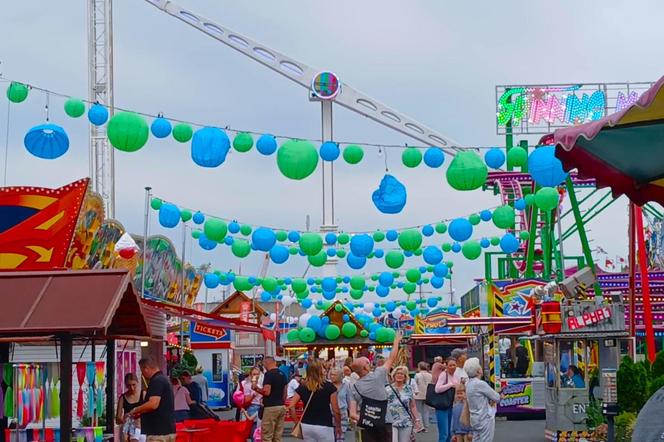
{"left": 415, "top": 399, "right": 432, "bottom": 428}
{"left": 173, "top": 409, "right": 190, "bottom": 422}
{"left": 435, "top": 408, "right": 452, "bottom": 442}
{"left": 261, "top": 405, "right": 286, "bottom": 442}
{"left": 146, "top": 436, "right": 176, "bottom": 442}
{"left": 245, "top": 404, "right": 261, "bottom": 441}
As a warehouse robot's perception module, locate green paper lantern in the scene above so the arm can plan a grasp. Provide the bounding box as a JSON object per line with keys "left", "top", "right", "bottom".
{"left": 492, "top": 205, "right": 515, "bottom": 229}
{"left": 172, "top": 123, "right": 193, "bottom": 143}
{"left": 435, "top": 223, "right": 447, "bottom": 234}
{"left": 342, "top": 322, "right": 357, "bottom": 338}
{"left": 376, "top": 327, "right": 390, "bottom": 343}
{"left": 292, "top": 278, "right": 307, "bottom": 293}
{"left": 300, "top": 327, "right": 316, "bottom": 343}
{"left": 519, "top": 231, "right": 530, "bottom": 241}
{"left": 370, "top": 274, "right": 379, "bottom": 281}
{"left": 262, "top": 277, "right": 278, "bottom": 293}
{"left": 180, "top": 209, "right": 192, "bottom": 222}
{"left": 296, "top": 289, "right": 309, "bottom": 300}
{"left": 336, "top": 249, "right": 347, "bottom": 258}
{"left": 64, "top": 98, "right": 86, "bottom": 118}
{"left": 406, "top": 300, "right": 417, "bottom": 311}
{"left": 368, "top": 286, "right": 375, "bottom": 292}
{"left": 406, "top": 268, "right": 421, "bottom": 283}
{"left": 107, "top": 112, "right": 149, "bottom": 152}
{"left": 192, "top": 230, "right": 201, "bottom": 239}
{"left": 507, "top": 146, "right": 528, "bottom": 168}
{"left": 462, "top": 241, "right": 482, "bottom": 260}
{"left": 337, "top": 233, "right": 350, "bottom": 245}
{"left": 232, "top": 239, "right": 251, "bottom": 258}
{"left": 325, "top": 325, "right": 341, "bottom": 340}
{"left": 384, "top": 328, "right": 396, "bottom": 343}
{"left": 446, "top": 261, "right": 454, "bottom": 268}
{"left": 373, "top": 231, "right": 385, "bottom": 242}
{"left": 446, "top": 151, "right": 488, "bottom": 191}
{"left": 300, "top": 232, "right": 323, "bottom": 256}
{"left": 343, "top": 145, "right": 364, "bottom": 164}
{"left": 442, "top": 243, "right": 452, "bottom": 252}
{"left": 289, "top": 247, "right": 299, "bottom": 255}
{"left": 150, "top": 198, "right": 162, "bottom": 210}
{"left": 334, "top": 304, "right": 343, "bottom": 312}
{"left": 360, "top": 329, "right": 369, "bottom": 338}
{"left": 350, "top": 289, "right": 364, "bottom": 300}
{"left": 233, "top": 276, "right": 253, "bottom": 291}
{"left": 413, "top": 248, "right": 422, "bottom": 256}
{"left": 398, "top": 229, "right": 423, "bottom": 252}
{"left": 233, "top": 132, "right": 254, "bottom": 152}
{"left": 277, "top": 139, "right": 319, "bottom": 180}
{"left": 6, "top": 82, "right": 29, "bottom": 103}
{"left": 402, "top": 148, "right": 422, "bottom": 168}
{"left": 490, "top": 237, "right": 500, "bottom": 246}
{"left": 204, "top": 218, "right": 228, "bottom": 242}
{"left": 469, "top": 214, "right": 481, "bottom": 225}
{"left": 308, "top": 251, "right": 327, "bottom": 267}
{"left": 276, "top": 230, "right": 287, "bottom": 242}
{"left": 385, "top": 250, "right": 405, "bottom": 269}
{"left": 404, "top": 282, "right": 416, "bottom": 294}
{"left": 350, "top": 275, "right": 365, "bottom": 290}
{"left": 535, "top": 187, "right": 559, "bottom": 211}
{"left": 287, "top": 329, "right": 300, "bottom": 342}
{"left": 240, "top": 224, "right": 252, "bottom": 236}
{"left": 524, "top": 194, "right": 535, "bottom": 206}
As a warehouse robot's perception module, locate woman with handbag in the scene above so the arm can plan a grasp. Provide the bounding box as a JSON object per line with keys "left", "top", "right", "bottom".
{"left": 432, "top": 358, "right": 460, "bottom": 442}
{"left": 386, "top": 366, "right": 422, "bottom": 442}
{"left": 463, "top": 358, "right": 501, "bottom": 442}
{"left": 288, "top": 360, "right": 342, "bottom": 442}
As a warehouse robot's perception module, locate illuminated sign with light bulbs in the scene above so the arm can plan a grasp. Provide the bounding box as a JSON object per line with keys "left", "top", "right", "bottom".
{"left": 495, "top": 81, "right": 653, "bottom": 135}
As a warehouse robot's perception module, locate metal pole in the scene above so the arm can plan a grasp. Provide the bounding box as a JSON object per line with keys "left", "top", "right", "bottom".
{"left": 59, "top": 335, "right": 73, "bottom": 442}
{"left": 320, "top": 100, "right": 338, "bottom": 278}
{"left": 634, "top": 205, "right": 657, "bottom": 362}
{"left": 556, "top": 206, "right": 565, "bottom": 280}
{"left": 104, "top": 339, "right": 115, "bottom": 436}
{"left": 141, "top": 186, "right": 151, "bottom": 297}
{"left": 180, "top": 223, "right": 187, "bottom": 350}
{"left": 628, "top": 203, "right": 636, "bottom": 340}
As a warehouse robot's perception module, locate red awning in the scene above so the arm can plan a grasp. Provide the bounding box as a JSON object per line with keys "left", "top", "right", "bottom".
{"left": 0, "top": 269, "right": 151, "bottom": 339}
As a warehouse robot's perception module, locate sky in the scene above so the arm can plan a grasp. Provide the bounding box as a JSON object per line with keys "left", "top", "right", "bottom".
{"left": 1, "top": 0, "right": 663, "bottom": 306}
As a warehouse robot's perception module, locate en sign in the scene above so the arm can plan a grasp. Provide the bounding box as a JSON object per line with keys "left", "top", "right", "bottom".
{"left": 193, "top": 322, "right": 227, "bottom": 340}
{"left": 567, "top": 307, "right": 612, "bottom": 331}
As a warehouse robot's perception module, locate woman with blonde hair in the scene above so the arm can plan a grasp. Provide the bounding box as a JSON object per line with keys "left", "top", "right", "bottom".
{"left": 387, "top": 366, "right": 422, "bottom": 442}
{"left": 288, "top": 360, "right": 342, "bottom": 442}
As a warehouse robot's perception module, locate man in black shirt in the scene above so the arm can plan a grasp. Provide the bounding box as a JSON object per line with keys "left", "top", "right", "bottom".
{"left": 252, "top": 356, "right": 287, "bottom": 442}
{"left": 126, "top": 356, "right": 176, "bottom": 442}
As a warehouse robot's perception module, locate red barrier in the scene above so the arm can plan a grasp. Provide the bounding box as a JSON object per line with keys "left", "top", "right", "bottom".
{"left": 176, "top": 419, "right": 253, "bottom": 442}
{"left": 285, "top": 400, "right": 304, "bottom": 422}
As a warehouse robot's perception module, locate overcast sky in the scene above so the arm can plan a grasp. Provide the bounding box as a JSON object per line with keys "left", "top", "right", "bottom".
{"left": 2, "top": 0, "right": 662, "bottom": 306}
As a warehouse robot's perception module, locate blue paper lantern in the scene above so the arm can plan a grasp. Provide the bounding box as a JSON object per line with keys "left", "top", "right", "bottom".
{"left": 23, "top": 124, "right": 70, "bottom": 159}
{"left": 204, "top": 273, "right": 219, "bottom": 289}
{"left": 448, "top": 305, "right": 459, "bottom": 314}
{"left": 431, "top": 277, "right": 444, "bottom": 289}
{"left": 350, "top": 234, "right": 374, "bottom": 257}
{"left": 193, "top": 212, "right": 205, "bottom": 224}
{"left": 307, "top": 316, "right": 322, "bottom": 330}
{"left": 320, "top": 141, "right": 340, "bottom": 161}
{"left": 325, "top": 233, "right": 337, "bottom": 245}
{"left": 229, "top": 221, "right": 240, "bottom": 234}
{"left": 372, "top": 174, "right": 407, "bottom": 214}
{"left": 485, "top": 148, "right": 505, "bottom": 169}
{"left": 327, "top": 248, "right": 337, "bottom": 257}
{"left": 323, "top": 290, "right": 336, "bottom": 300}
{"left": 301, "top": 299, "right": 312, "bottom": 308}
{"left": 423, "top": 246, "right": 443, "bottom": 265}
{"left": 480, "top": 210, "right": 493, "bottom": 222}
{"left": 347, "top": 253, "right": 367, "bottom": 270}
{"left": 448, "top": 218, "right": 473, "bottom": 242}
{"left": 500, "top": 233, "right": 520, "bottom": 253}
{"left": 269, "top": 245, "right": 289, "bottom": 264}
{"left": 191, "top": 127, "right": 230, "bottom": 167}
{"left": 379, "top": 272, "right": 394, "bottom": 287}
{"left": 87, "top": 104, "right": 108, "bottom": 126}
{"left": 256, "top": 134, "right": 278, "bottom": 155}
{"left": 480, "top": 238, "right": 491, "bottom": 248}
{"left": 287, "top": 231, "right": 301, "bottom": 242}
{"left": 198, "top": 234, "right": 217, "bottom": 250}
{"left": 386, "top": 230, "right": 398, "bottom": 241}
{"left": 343, "top": 314, "right": 350, "bottom": 322}
{"left": 433, "top": 263, "right": 449, "bottom": 277}
{"left": 151, "top": 117, "right": 172, "bottom": 138}
{"left": 252, "top": 227, "right": 277, "bottom": 251}
{"left": 528, "top": 146, "right": 568, "bottom": 187}
{"left": 373, "top": 308, "right": 382, "bottom": 317}
{"left": 452, "top": 242, "right": 461, "bottom": 253}
{"left": 223, "top": 236, "right": 234, "bottom": 246}
{"left": 374, "top": 249, "right": 384, "bottom": 258}
{"left": 260, "top": 292, "right": 272, "bottom": 302}
{"left": 342, "top": 276, "right": 351, "bottom": 284}
{"left": 376, "top": 286, "right": 389, "bottom": 297}
{"left": 422, "top": 225, "right": 434, "bottom": 237}
{"left": 515, "top": 198, "right": 526, "bottom": 211}
{"left": 385, "top": 301, "right": 396, "bottom": 312}
{"left": 427, "top": 297, "right": 438, "bottom": 308}
{"left": 322, "top": 277, "right": 336, "bottom": 292}
{"left": 423, "top": 147, "right": 445, "bottom": 168}
{"left": 158, "top": 203, "right": 180, "bottom": 228}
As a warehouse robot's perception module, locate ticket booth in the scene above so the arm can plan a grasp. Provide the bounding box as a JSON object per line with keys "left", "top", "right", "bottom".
{"left": 189, "top": 321, "right": 232, "bottom": 409}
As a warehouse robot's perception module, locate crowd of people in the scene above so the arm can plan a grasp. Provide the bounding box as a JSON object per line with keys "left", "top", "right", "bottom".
{"left": 229, "top": 333, "right": 503, "bottom": 442}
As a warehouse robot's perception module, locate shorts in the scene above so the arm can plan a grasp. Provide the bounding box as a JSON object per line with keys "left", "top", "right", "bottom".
{"left": 146, "top": 435, "right": 176, "bottom": 442}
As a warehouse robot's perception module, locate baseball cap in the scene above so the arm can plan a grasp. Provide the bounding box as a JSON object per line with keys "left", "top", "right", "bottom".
{"left": 632, "top": 386, "right": 664, "bottom": 441}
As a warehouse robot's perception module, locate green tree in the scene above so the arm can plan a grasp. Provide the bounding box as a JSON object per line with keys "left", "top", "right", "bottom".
{"left": 652, "top": 350, "right": 664, "bottom": 379}
{"left": 617, "top": 356, "right": 648, "bottom": 412}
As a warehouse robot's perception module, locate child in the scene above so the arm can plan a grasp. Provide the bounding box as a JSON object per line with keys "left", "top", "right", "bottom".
{"left": 451, "top": 384, "right": 472, "bottom": 442}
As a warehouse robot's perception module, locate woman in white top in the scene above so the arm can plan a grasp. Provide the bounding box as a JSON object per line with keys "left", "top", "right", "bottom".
{"left": 413, "top": 361, "right": 432, "bottom": 432}
{"left": 241, "top": 366, "right": 263, "bottom": 438}
{"left": 287, "top": 373, "right": 302, "bottom": 399}
{"left": 463, "top": 358, "right": 501, "bottom": 442}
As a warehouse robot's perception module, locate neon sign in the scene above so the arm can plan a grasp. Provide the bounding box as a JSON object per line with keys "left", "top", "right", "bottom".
{"left": 495, "top": 82, "right": 652, "bottom": 134}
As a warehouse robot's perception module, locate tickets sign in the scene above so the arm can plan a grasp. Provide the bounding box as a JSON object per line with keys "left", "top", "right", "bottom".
{"left": 190, "top": 321, "right": 230, "bottom": 342}
{"left": 566, "top": 306, "right": 612, "bottom": 331}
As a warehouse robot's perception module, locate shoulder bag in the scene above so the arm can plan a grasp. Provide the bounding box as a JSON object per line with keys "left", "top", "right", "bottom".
{"left": 353, "top": 384, "right": 387, "bottom": 429}
{"left": 291, "top": 388, "right": 315, "bottom": 439}
{"left": 388, "top": 385, "right": 417, "bottom": 442}
{"left": 424, "top": 373, "right": 455, "bottom": 410}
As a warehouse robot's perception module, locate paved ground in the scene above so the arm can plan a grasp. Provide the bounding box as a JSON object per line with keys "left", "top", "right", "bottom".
{"left": 219, "top": 410, "right": 546, "bottom": 441}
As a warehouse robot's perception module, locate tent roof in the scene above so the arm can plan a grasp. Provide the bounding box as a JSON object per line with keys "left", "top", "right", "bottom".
{"left": 0, "top": 269, "right": 151, "bottom": 339}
